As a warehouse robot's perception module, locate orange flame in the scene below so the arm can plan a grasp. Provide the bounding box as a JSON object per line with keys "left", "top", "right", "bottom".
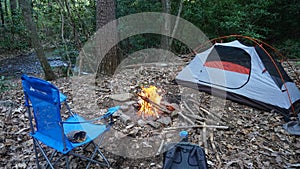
{"left": 138, "top": 86, "right": 162, "bottom": 118}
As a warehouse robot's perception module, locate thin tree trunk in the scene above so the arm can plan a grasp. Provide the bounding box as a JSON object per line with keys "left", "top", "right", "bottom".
{"left": 96, "top": 0, "right": 119, "bottom": 76}
{"left": 161, "top": 0, "right": 171, "bottom": 50}
{"left": 20, "top": 0, "right": 56, "bottom": 80}
{"left": 169, "top": 0, "right": 183, "bottom": 47}
{"left": 10, "top": 0, "right": 17, "bottom": 15}
{"left": 0, "top": 1, "right": 4, "bottom": 26}
{"left": 9, "top": 0, "right": 17, "bottom": 40}
{"left": 4, "top": 0, "right": 8, "bottom": 19}
{"left": 64, "top": 0, "right": 80, "bottom": 49}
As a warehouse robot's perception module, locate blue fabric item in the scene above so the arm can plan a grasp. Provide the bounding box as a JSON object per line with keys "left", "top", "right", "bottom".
{"left": 63, "top": 114, "right": 108, "bottom": 150}
{"left": 31, "top": 114, "right": 108, "bottom": 154}
{"left": 21, "top": 74, "right": 118, "bottom": 155}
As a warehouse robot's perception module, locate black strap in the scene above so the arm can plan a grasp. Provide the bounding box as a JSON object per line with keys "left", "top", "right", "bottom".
{"left": 163, "top": 145, "right": 179, "bottom": 169}
{"left": 194, "top": 146, "right": 208, "bottom": 169}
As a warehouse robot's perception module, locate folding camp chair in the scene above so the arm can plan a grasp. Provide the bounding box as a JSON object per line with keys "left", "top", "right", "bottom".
{"left": 21, "top": 74, "right": 120, "bottom": 168}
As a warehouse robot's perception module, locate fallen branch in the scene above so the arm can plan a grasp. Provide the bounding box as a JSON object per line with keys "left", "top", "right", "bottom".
{"left": 123, "top": 62, "right": 186, "bottom": 69}
{"left": 184, "top": 113, "right": 206, "bottom": 122}
{"left": 202, "top": 122, "right": 207, "bottom": 153}
{"left": 199, "top": 106, "right": 222, "bottom": 120}
{"left": 163, "top": 124, "right": 229, "bottom": 131}
{"left": 183, "top": 101, "right": 195, "bottom": 115}
{"left": 210, "top": 132, "right": 221, "bottom": 167}
{"left": 188, "top": 98, "right": 223, "bottom": 120}
{"left": 156, "top": 139, "right": 165, "bottom": 156}
{"left": 224, "top": 160, "right": 243, "bottom": 169}
{"left": 287, "top": 163, "right": 300, "bottom": 167}
{"left": 178, "top": 111, "right": 195, "bottom": 125}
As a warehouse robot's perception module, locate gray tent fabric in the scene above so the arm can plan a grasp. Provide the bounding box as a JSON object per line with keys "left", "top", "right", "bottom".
{"left": 176, "top": 40, "right": 300, "bottom": 121}
{"left": 283, "top": 114, "right": 300, "bottom": 135}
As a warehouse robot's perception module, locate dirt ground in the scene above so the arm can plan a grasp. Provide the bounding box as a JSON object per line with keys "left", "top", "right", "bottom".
{"left": 0, "top": 54, "right": 299, "bottom": 168}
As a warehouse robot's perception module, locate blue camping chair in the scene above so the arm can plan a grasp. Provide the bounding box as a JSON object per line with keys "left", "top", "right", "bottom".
{"left": 21, "top": 74, "right": 120, "bottom": 168}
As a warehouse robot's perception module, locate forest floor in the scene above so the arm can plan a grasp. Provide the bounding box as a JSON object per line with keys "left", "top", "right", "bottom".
{"left": 0, "top": 53, "right": 300, "bottom": 169}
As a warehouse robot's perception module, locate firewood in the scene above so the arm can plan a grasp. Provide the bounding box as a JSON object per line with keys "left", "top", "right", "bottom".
{"left": 210, "top": 132, "right": 221, "bottom": 166}
{"left": 188, "top": 98, "right": 223, "bottom": 119}
{"left": 178, "top": 111, "right": 194, "bottom": 125}
{"left": 163, "top": 124, "right": 229, "bottom": 131}
{"left": 184, "top": 113, "right": 206, "bottom": 122}
{"left": 183, "top": 101, "right": 195, "bottom": 115}
{"left": 117, "top": 111, "right": 131, "bottom": 124}
{"left": 156, "top": 139, "right": 165, "bottom": 156}
{"left": 134, "top": 93, "right": 172, "bottom": 114}
{"left": 202, "top": 122, "right": 207, "bottom": 153}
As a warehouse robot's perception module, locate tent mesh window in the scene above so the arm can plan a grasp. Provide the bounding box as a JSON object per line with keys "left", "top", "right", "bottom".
{"left": 204, "top": 45, "right": 251, "bottom": 75}
{"left": 255, "top": 46, "right": 292, "bottom": 89}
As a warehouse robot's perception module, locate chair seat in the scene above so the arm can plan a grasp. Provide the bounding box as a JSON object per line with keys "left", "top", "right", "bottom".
{"left": 31, "top": 114, "right": 108, "bottom": 154}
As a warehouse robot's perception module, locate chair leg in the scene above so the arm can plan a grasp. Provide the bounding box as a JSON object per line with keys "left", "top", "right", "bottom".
{"left": 35, "top": 140, "right": 55, "bottom": 169}
{"left": 45, "top": 150, "right": 57, "bottom": 169}
{"left": 94, "top": 141, "right": 110, "bottom": 166}
{"left": 65, "top": 155, "right": 70, "bottom": 169}
{"left": 32, "top": 138, "right": 41, "bottom": 169}
{"left": 86, "top": 141, "right": 100, "bottom": 169}
{"left": 86, "top": 141, "right": 109, "bottom": 168}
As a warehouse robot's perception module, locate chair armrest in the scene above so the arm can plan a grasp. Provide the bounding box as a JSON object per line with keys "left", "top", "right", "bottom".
{"left": 59, "top": 92, "right": 67, "bottom": 103}
{"left": 61, "top": 106, "right": 120, "bottom": 124}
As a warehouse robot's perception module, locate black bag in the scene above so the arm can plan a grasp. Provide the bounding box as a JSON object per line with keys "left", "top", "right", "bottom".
{"left": 163, "top": 142, "right": 208, "bottom": 169}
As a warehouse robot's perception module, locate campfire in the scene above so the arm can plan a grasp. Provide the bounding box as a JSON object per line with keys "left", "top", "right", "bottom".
{"left": 137, "top": 86, "right": 162, "bottom": 119}
{"left": 136, "top": 85, "right": 175, "bottom": 119}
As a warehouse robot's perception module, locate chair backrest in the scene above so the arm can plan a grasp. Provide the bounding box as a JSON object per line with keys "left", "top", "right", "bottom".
{"left": 21, "top": 75, "right": 65, "bottom": 143}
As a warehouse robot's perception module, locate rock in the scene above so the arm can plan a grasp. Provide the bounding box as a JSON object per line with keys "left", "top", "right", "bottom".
{"left": 137, "top": 119, "right": 146, "bottom": 127}
{"left": 126, "top": 122, "right": 135, "bottom": 129}
{"left": 125, "top": 101, "right": 137, "bottom": 106}
{"left": 157, "top": 116, "right": 172, "bottom": 126}
{"left": 171, "top": 110, "right": 178, "bottom": 117}
{"left": 129, "top": 127, "right": 139, "bottom": 136}
{"left": 109, "top": 93, "right": 133, "bottom": 102}
{"left": 98, "top": 87, "right": 110, "bottom": 92}
{"left": 120, "top": 105, "right": 130, "bottom": 111}
{"left": 147, "top": 121, "right": 161, "bottom": 129}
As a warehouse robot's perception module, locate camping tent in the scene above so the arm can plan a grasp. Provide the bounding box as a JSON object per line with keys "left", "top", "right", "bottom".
{"left": 176, "top": 40, "right": 300, "bottom": 119}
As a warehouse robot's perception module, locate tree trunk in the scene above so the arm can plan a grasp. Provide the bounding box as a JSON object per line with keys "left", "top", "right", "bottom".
{"left": 161, "top": 0, "right": 171, "bottom": 50}
{"left": 20, "top": 0, "right": 56, "bottom": 80}
{"left": 0, "top": 1, "right": 4, "bottom": 26}
{"left": 10, "top": 0, "right": 17, "bottom": 14}
{"left": 3, "top": 0, "right": 9, "bottom": 28}
{"left": 9, "top": 0, "right": 18, "bottom": 40}
{"left": 64, "top": 0, "right": 80, "bottom": 49}
{"left": 169, "top": 0, "right": 183, "bottom": 47}
{"left": 4, "top": 0, "right": 8, "bottom": 18}
{"left": 96, "top": 0, "right": 119, "bottom": 76}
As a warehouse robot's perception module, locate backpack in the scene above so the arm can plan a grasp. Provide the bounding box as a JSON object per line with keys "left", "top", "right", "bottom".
{"left": 163, "top": 142, "right": 208, "bottom": 169}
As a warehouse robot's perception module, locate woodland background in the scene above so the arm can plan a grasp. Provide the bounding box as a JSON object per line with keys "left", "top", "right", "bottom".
{"left": 0, "top": 1, "right": 300, "bottom": 168}
{"left": 0, "top": 0, "right": 299, "bottom": 67}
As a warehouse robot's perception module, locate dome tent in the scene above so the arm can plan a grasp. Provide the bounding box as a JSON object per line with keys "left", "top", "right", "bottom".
{"left": 176, "top": 39, "right": 300, "bottom": 123}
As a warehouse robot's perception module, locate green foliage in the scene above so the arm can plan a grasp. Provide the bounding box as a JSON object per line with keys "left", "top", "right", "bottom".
{"left": 0, "top": 8, "right": 30, "bottom": 52}
{"left": 275, "top": 40, "right": 300, "bottom": 59}
{"left": 0, "top": 76, "right": 13, "bottom": 92}
{"left": 0, "top": 0, "right": 298, "bottom": 59}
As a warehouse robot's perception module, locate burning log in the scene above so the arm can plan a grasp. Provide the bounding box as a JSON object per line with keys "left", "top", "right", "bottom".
{"left": 134, "top": 93, "right": 173, "bottom": 114}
